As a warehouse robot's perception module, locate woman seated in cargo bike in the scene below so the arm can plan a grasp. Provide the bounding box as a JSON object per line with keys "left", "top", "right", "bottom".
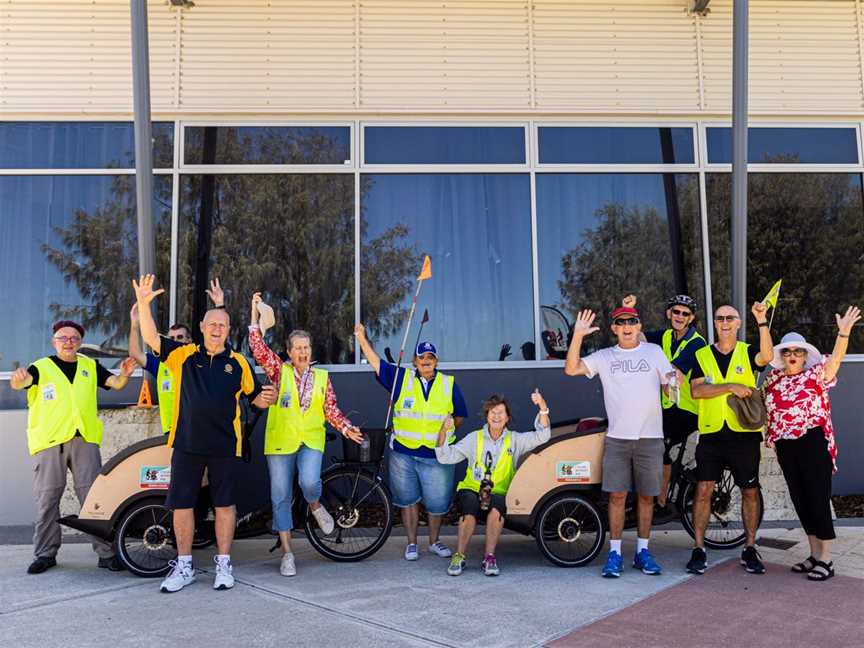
{"left": 435, "top": 390, "right": 551, "bottom": 577}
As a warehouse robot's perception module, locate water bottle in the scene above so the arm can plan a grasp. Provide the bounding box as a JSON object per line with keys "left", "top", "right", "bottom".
{"left": 359, "top": 433, "right": 371, "bottom": 463}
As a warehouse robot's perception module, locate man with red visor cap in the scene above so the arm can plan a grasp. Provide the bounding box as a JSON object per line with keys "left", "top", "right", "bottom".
{"left": 565, "top": 304, "right": 680, "bottom": 578}
{"left": 11, "top": 320, "right": 136, "bottom": 574}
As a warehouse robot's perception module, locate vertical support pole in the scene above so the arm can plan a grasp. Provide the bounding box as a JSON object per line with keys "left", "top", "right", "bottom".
{"left": 731, "top": 0, "right": 749, "bottom": 338}
{"left": 131, "top": 1, "right": 156, "bottom": 283}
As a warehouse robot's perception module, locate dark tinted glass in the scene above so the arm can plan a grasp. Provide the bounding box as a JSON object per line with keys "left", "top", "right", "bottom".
{"left": 707, "top": 127, "right": 858, "bottom": 164}
{"left": 536, "top": 173, "right": 704, "bottom": 355}
{"left": 538, "top": 127, "right": 695, "bottom": 164}
{"left": 706, "top": 172, "right": 864, "bottom": 353}
{"left": 0, "top": 122, "right": 174, "bottom": 168}
{"left": 364, "top": 127, "right": 526, "bottom": 164}
{"left": 183, "top": 126, "right": 351, "bottom": 165}
{"left": 0, "top": 175, "right": 172, "bottom": 370}
{"left": 360, "top": 174, "right": 534, "bottom": 361}
{"left": 177, "top": 174, "right": 354, "bottom": 363}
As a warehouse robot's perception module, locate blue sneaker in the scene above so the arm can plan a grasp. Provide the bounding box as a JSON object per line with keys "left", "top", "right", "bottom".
{"left": 633, "top": 548, "right": 662, "bottom": 575}
{"left": 601, "top": 551, "right": 623, "bottom": 578}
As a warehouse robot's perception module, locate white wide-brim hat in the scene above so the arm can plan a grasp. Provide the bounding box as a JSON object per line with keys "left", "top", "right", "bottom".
{"left": 770, "top": 331, "right": 822, "bottom": 369}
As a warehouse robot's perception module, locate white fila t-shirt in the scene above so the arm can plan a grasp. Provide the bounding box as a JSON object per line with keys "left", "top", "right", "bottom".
{"left": 582, "top": 342, "right": 674, "bottom": 440}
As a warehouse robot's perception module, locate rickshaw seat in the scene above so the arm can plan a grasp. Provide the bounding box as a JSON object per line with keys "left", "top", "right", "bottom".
{"left": 100, "top": 435, "right": 168, "bottom": 477}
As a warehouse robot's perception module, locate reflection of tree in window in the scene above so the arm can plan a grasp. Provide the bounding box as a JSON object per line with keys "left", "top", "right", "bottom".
{"left": 40, "top": 175, "right": 172, "bottom": 356}
{"left": 177, "top": 133, "right": 416, "bottom": 364}
{"left": 707, "top": 166, "right": 864, "bottom": 353}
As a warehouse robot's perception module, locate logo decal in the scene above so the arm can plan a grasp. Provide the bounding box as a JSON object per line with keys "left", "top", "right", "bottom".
{"left": 224, "top": 364, "right": 233, "bottom": 374}
{"left": 556, "top": 461, "right": 591, "bottom": 483}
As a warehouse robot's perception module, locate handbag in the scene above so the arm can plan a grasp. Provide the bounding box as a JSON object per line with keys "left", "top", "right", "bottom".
{"left": 727, "top": 387, "right": 767, "bottom": 430}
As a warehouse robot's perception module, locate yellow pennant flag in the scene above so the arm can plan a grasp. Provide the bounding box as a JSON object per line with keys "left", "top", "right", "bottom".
{"left": 762, "top": 279, "right": 782, "bottom": 309}
{"left": 417, "top": 255, "right": 432, "bottom": 281}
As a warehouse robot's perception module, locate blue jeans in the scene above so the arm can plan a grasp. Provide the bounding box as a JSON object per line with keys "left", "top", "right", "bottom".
{"left": 267, "top": 446, "right": 323, "bottom": 532}
{"left": 388, "top": 450, "right": 455, "bottom": 515}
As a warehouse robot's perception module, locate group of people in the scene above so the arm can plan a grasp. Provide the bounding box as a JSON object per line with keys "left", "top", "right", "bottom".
{"left": 10, "top": 272, "right": 859, "bottom": 592}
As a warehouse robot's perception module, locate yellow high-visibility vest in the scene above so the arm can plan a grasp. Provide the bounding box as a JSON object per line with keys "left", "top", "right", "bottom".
{"left": 26, "top": 355, "right": 103, "bottom": 455}
{"left": 264, "top": 366, "right": 328, "bottom": 454}
{"left": 694, "top": 342, "right": 760, "bottom": 435}
{"left": 661, "top": 328, "right": 705, "bottom": 414}
{"left": 156, "top": 362, "right": 175, "bottom": 434}
{"left": 392, "top": 370, "right": 455, "bottom": 449}
{"left": 457, "top": 430, "right": 515, "bottom": 496}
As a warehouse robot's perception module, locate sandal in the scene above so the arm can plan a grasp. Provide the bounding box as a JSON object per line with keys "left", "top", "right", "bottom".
{"left": 791, "top": 556, "right": 817, "bottom": 573}
{"left": 807, "top": 560, "right": 834, "bottom": 581}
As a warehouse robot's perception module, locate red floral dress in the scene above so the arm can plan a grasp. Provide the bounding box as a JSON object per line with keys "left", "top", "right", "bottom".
{"left": 763, "top": 357, "right": 838, "bottom": 472}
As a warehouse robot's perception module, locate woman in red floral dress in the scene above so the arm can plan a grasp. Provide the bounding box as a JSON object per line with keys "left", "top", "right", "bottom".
{"left": 763, "top": 306, "right": 861, "bottom": 581}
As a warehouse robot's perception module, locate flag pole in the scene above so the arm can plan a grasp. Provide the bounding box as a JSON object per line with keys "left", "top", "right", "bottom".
{"left": 383, "top": 257, "right": 432, "bottom": 433}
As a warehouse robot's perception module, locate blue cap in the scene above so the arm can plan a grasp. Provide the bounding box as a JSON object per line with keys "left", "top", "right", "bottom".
{"left": 415, "top": 341, "right": 438, "bottom": 358}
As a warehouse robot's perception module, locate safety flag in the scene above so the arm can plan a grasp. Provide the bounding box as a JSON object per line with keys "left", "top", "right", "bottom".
{"left": 417, "top": 255, "right": 432, "bottom": 281}
{"left": 761, "top": 279, "right": 782, "bottom": 309}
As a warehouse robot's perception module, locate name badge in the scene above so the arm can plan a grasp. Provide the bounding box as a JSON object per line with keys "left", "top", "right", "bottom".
{"left": 161, "top": 380, "right": 171, "bottom": 392}
{"left": 42, "top": 384, "right": 57, "bottom": 401}
{"left": 81, "top": 369, "right": 89, "bottom": 378}
{"left": 735, "top": 365, "right": 744, "bottom": 375}
{"left": 280, "top": 393, "right": 291, "bottom": 409}
{"left": 401, "top": 397, "right": 414, "bottom": 410}
{"left": 473, "top": 465, "right": 484, "bottom": 481}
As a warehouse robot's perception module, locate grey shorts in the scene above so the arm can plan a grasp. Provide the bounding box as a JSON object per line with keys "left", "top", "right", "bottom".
{"left": 601, "top": 437, "right": 664, "bottom": 496}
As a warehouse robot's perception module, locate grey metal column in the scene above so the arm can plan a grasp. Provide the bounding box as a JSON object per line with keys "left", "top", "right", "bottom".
{"left": 731, "top": 0, "right": 749, "bottom": 338}
{"left": 130, "top": 0, "right": 156, "bottom": 280}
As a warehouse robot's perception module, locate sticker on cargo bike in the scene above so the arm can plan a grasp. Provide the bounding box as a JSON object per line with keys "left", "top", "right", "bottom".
{"left": 140, "top": 465, "right": 171, "bottom": 489}
{"left": 556, "top": 461, "right": 591, "bottom": 483}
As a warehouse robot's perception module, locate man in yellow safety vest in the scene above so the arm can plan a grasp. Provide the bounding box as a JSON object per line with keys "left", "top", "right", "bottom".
{"left": 10, "top": 320, "right": 136, "bottom": 574}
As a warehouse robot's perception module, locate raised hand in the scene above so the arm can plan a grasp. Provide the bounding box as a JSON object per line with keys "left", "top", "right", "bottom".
{"left": 132, "top": 274, "right": 165, "bottom": 306}
{"left": 572, "top": 309, "right": 599, "bottom": 337}
{"left": 12, "top": 367, "right": 30, "bottom": 384}
{"left": 441, "top": 414, "right": 456, "bottom": 434}
{"left": 836, "top": 305, "right": 861, "bottom": 337}
{"left": 622, "top": 294, "right": 637, "bottom": 309}
{"left": 530, "top": 388, "right": 547, "bottom": 411}
{"left": 250, "top": 292, "right": 262, "bottom": 325}
{"left": 751, "top": 301, "right": 768, "bottom": 323}
{"left": 353, "top": 323, "right": 367, "bottom": 341}
{"left": 119, "top": 357, "right": 137, "bottom": 377}
{"left": 206, "top": 277, "right": 224, "bottom": 307}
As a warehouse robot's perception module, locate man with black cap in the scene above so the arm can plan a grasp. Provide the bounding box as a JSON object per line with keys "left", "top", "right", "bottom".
{"left": 355, "top": 323, "right": 468, "bottom": 562}
{"left": 10, "top": 320, "right": 136, "bottom": 574}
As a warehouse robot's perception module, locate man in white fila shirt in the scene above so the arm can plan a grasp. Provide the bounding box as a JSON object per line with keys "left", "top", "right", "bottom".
{"left": 565, "top": 305, "right": 679, "bottom": 578}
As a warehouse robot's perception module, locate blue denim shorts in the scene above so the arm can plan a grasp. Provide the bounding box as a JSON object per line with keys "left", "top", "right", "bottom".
{"left": 388, "top": 450, "right": 455, "bottom": 515}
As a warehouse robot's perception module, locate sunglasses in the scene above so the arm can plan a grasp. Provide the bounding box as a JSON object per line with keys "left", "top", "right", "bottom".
{"left": 53, "top": 335, "right": 81, "bottom": 344}
{"left": 781, "top": 348, "right": 807, "bottom": 357}
{"left": 613, "top": 318, "right": 640, "bottom": 326}
{"left": 714, "top": 315, "right": 739, "bottom": 322}
{"left": 168, "top": 334, "right": 189, "bottom": 341}
{"left": 670, "top": 308, "right": 693, "bottom": 317}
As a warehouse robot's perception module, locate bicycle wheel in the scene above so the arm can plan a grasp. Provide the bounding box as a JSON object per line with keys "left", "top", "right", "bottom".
{"left": 534, "top": 493, "right": 606, "bottom": 567}
{"left": 678, "top": 468, "right": 765, "bottom": 550}
{"left": 304, "top": 466, "right": 394, "bottom": 562}
{"left": 115, "top": 498, "right": 177, "bottom": 577}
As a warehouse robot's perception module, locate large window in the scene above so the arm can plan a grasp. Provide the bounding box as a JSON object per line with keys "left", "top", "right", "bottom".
{"left": 537, "top": 173, "right": 704, "bottom": 355}
{"left": 706, "top": 172, "right": 864, "bottom": 353}
{"left": 177, "top": 174, "right": 355, "bottom": 364}
{"left": 360, "top": 174, "right": 534, "bottom": 362}
{"left": 0, "top": 175, "right": 171, "bottom": 371}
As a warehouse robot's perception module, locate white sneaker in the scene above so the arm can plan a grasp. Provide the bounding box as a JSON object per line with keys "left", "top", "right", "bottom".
{"left": 280, "top": 552, "right": 296, "bottom": 577}
{"left": 428, "top": 541, "right": 452, "bottom": 558}
{"left": 160, "top": 560, "right": 195, "bottom": 593}
{"left": 213, "top": 556, "right": 234, "bottom": 590}
{"left": 404, "top": 543, "right": 419, "bottom": 561}
{"left": 312, "top": 506, "right": 335, "bottom": 535}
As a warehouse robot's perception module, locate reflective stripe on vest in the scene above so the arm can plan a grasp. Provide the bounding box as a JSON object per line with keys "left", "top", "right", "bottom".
{"left": 156, "top": 362, "right": 175, "bottom": 434}
{"left": 456, "top": 430, "right": 516, "bottom": 496}
{"left": 392, "top": 370, "right": 455, "bottom": 449}
{"left": 264, "top": 366, "right": 328, "bottom": 454}
{"left": 26, "top": 355, "right": 103, "bottom": 455}
{"left": 694, "top": 342, "right": 760, "bottom": 435}
{"left": 660, "top": 328, "right": 705, "bottom": 414}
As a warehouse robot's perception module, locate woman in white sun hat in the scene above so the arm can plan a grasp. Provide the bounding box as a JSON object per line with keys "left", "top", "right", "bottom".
{"left": 762, "top": 306, "right": 861, "bottom": 582}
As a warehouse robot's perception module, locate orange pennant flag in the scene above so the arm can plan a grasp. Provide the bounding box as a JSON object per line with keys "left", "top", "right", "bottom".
{"left": 417, "top": 255, "right": 432, "bottom": 281}
{"left": 136, "top": 378, "right": 153, "bottom": 408}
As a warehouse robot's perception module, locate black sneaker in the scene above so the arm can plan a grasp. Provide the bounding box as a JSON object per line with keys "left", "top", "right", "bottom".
{"left": 740, "top": 546, "right": 766, "bottom": 574}
{"left": 27, "top": 556, "right": 57, "bottom": 574}
{"left": 686, "top": 547, "right": 707, "bottom": 575}
{"left": 98, "top": 556, "right": 126, "bottom": 572}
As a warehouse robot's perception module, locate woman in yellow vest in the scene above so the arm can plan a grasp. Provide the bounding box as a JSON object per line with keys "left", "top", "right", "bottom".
{"left": 250, "top": 293, "right": 363, "bottom": 576}
{"left": 434, "top": 391, "right": 551, "bottom": 576}
{"left": 10, "top": 320, "right": 136, "bottom": 575}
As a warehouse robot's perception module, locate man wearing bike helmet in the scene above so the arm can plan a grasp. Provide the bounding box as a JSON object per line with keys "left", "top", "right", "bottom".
{"left": 622, "top": 294, "right": 706, "bottom": 516}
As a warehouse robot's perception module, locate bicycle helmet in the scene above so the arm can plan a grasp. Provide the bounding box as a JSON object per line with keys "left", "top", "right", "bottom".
{"left": 665, "top": 294, "right": 697, "bottom": 314}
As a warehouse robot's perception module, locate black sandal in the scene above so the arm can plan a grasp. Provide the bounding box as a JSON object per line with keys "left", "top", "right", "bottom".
{"left": 807, "top": 560, "right": 834, "bottom": 581}
{"left": 791, "top": 556, "right": 817, "bottom": 573}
